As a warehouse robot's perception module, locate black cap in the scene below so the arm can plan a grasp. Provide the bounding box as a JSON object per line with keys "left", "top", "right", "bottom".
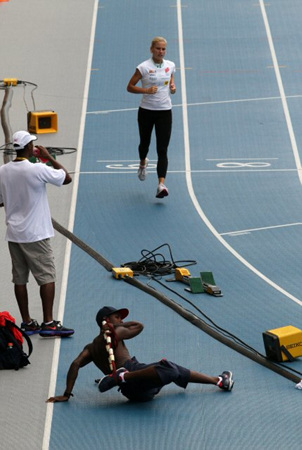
{"left": 96, "top": 306, "right": 129, "bottom": 327}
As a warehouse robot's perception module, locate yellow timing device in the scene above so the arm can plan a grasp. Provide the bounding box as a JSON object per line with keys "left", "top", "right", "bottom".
{"left": 263, "top": 325, "right": 302, "bottom": 362}
{"left": 27, "top": 111, "right": 58, "bottom": 134}
{"left": 4, "top": 78, "right": 18, "bottom": 86}
{"left": 175, "top": 268, "right": 191, "bottom": 281}
{"left": 112, "top": 267, "right": 134, "bottom": 279}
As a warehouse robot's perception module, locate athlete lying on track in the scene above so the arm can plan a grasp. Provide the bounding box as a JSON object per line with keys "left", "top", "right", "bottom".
{"left": 46, "top": 306, "right": 234, "bottom": 403}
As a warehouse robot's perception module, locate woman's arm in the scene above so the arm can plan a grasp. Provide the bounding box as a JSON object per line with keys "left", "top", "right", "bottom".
{"left": 170, "top": 73, "right": 176, "bottom": 94}
{"left": 127, "top": 69, "right": 157, "bottom": 95}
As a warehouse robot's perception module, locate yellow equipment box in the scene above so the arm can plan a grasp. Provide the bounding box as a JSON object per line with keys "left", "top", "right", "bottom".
{"left": 263, "top": 325, "right": 302, "bottom": 362}
{"left": 112, "top": 267, "right": 133, "bottom": 279}
{"left": 27, "top": 111, "right": 58, "bottom": 134}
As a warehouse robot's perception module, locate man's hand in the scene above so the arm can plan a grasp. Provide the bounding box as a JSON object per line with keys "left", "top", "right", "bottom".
{"left": 46, "top": 395, "right": 69, "bottom": 403}
{"left": 34, "top": 145, "right": 51, "bottom": 160}
{"left": 101, "top": 321, "right": 111, "bottom": 331}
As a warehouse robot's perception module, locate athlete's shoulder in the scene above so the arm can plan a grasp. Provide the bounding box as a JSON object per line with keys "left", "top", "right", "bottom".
{"left": 137, "top": 58, "right": 153, "bottom": 69}
{"left": 164, "top": 59, "right": 176, "bottom": 69}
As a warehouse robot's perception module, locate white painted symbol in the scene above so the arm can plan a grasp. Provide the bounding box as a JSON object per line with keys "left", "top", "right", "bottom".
{"left": 216, "top": 161, "right": 271, "bottom": 168}
{"left": 106, "top": 163, "right": 156, "bottom": 170}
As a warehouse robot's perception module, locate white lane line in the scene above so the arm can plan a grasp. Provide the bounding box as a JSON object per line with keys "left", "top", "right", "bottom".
{"left": 95, "top": 158, "right": 278, "bottom": 162}
{"left": 87, "top": 106, "right": 138, "bottom": 114}
{"left": 221, "top": 223, "right": 302, "bottom": 236}
{"left": 42, "top": 2, "right": 99, "bottom": 450}
{"left": 73, "top": 168, "right": 298, "bottom": 175}
{"left": 177, "top": 0, "right": 302, "bottom": 307}
{"left": 259, "top": 0, "right": 302, "bottom": 184}
{"left": 96, "top": 159, "right": 155, "bottom": 162}
{"left": 186, "top": 94, "right": 302, "bottom": 108}
{"left": 86, "top": 94, "right": 302, "bottom": 115}
{"left": 96, "top": 158, "right": 277, "bottom": 163}
{"left": 177, "top": 0, "right": 190, "bottom": 188}
{"left": 207, "top": 158, "right": 278, "bottom": 161}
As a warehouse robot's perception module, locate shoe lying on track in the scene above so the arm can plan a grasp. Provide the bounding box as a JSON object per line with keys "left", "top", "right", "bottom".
{"left": 156, "top": 183, "right": 169, "bottom": 198}
{"left": 98, "top": 368, "right": 128, "bottom": 392}
{"left": 217, "top": 371, "right": 234, "bottom": 391}
{"left": 21, "top": 319, "right": 41, "bottom": 335}
{"left": 138, "top": 158, "right": 149, "bottom": 181}
{"left": 39, "top": 320, "right": 74, "bottom": 337}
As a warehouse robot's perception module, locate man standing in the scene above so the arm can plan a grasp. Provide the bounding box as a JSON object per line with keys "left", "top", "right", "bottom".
{"left": 47, "top": 306, "right": 233, "bottom": 403}
{"left": 0, "top": 130, "right": 74, "bottom": 337}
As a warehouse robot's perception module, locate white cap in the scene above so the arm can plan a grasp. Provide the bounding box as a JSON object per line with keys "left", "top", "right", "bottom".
{"left": 13, "top": 130, "right": 37, "bottom": 150}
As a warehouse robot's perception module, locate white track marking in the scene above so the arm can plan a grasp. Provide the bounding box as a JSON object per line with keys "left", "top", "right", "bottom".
{"left": 221, "top": 222, "right": 302, "bottom": 236}
{"left": 42, "top": 2, "right": 99, "bottom": 449}
{"left": 86, "top": 94, "right": 302, "bottom": 115}
{"left": 259, "top": 0, "right": 302, "bottom": 183}
{"left": 177, "top": 0, "right": 302, "bottom": 307}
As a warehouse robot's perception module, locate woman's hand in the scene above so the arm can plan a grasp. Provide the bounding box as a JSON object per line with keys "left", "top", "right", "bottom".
{"left": 146, "top": 86, "right": 158, "bottom": 94}
{"left": 170, "top": 83, "right": 176, "bottom": 94}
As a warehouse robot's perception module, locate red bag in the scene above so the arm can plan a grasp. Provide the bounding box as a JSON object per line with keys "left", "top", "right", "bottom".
{"left": 0, "top": 311, "right": 32, "bottom": 370}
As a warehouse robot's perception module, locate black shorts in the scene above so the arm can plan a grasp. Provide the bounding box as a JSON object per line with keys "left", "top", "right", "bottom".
{"left": 120, "top": 357, "right": 190, "bottom": 402}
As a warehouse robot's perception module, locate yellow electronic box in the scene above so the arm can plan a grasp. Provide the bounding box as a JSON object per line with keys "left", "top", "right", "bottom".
{"left": 27, "top": 111, "right": 58, "bottom": 134}
{"left": 263, "top": 325, "right": 302, "bottom": 362}
{"left": 112, "top": 267, "right": 133, "bottom": 279}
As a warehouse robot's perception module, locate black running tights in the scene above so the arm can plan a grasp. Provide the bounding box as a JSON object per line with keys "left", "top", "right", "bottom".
{"left": 137, "top": 107, "right": 172, "bottom": 179}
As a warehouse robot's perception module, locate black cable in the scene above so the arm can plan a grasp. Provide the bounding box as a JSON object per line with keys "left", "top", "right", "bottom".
{"left": 154, "top": 277, "right": 264, "bottom": 356}
{"left": 123, "top": 246, "right": 262, "bottom": 353}
{"left": 0, "top": 80, "right": 37, "bottom": 89}
{"left": 0, "top": 79, "right": 38, "bottom": 109}
{"left": 0, "top": 149, "right": 14, "bottom": 155}
{"left": 0, "top": 143, "right": 12, "bottom": 150}
{"left": 123, "top": 244, "right": 302, "bottom": 378}
{"left": 48, "top": 224, "right": 302, "bottom": 383}
{"left": 0, "top": 146, "right": 77, "bottom": 156}
{"left": 15, "top": 80, "right": 38, "bottom": 88}
{"left": 123, "top": 243, "right": 197, "bottom": 277}
{"left": 123, "top": 243, "right": 260, "bottom": 354}
{"left": 45, "top": 147, "right": 77, "bottom": 155}
{"left": 153, "top": 277, "right": 302, "bottom": 378}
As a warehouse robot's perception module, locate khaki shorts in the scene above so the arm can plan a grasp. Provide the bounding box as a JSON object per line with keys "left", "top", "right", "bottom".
{"left": 8, "top": 239, "right": 56, "bottom": 286}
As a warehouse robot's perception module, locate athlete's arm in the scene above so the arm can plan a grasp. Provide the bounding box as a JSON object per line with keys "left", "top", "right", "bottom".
{"left": 46, "top": 348, "right": 92, "bottom": 403}
{"left": 114, "top": 321, "right": 144, "bottom": 340}
{"left": 127, "top": 69, "right": 157, "bottom": 95}
{"left": 36, "top": 145, "right": 72, "bottom": 185}
{"left": 170, "top": 73, "right": 176, "bottom": 94}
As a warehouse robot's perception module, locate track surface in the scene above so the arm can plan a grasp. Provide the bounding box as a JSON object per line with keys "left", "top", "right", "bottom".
{"left": 2, "top": 1, "right": 302, "bottom": 449}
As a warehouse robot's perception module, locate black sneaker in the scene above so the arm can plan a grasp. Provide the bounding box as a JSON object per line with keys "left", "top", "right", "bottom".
{"left": 39, "top": 320, "right": 74, "bottom": 337}
{"left": 217, "top": 371, "right": 234, "bottom": 391}
{"left": 98, "top": 368, "right": 128, "bottom": 393}
{"left": 21, "top": 319, "right": 41, "bottom": 335}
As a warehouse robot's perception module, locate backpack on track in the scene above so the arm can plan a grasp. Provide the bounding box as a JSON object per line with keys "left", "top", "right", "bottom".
{"left": 0, "top": 311, "right": 33, "bottom": 370}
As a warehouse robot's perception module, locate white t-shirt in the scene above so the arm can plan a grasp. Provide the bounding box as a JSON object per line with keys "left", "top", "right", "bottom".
{"left": 137, "top": 58, "right": 176, "bottom": 111}
{"left": 0, "top": 160, "right": 65, "bottom": 243}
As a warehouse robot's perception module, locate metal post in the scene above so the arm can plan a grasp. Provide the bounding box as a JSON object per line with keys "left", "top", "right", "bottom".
{"left": 1, "top": 86, "right": 14, "bottom": 163}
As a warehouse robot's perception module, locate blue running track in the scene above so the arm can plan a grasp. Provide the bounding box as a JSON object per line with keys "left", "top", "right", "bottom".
{"left": 46, "top": 1, "right": 302, "bottom": 449}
